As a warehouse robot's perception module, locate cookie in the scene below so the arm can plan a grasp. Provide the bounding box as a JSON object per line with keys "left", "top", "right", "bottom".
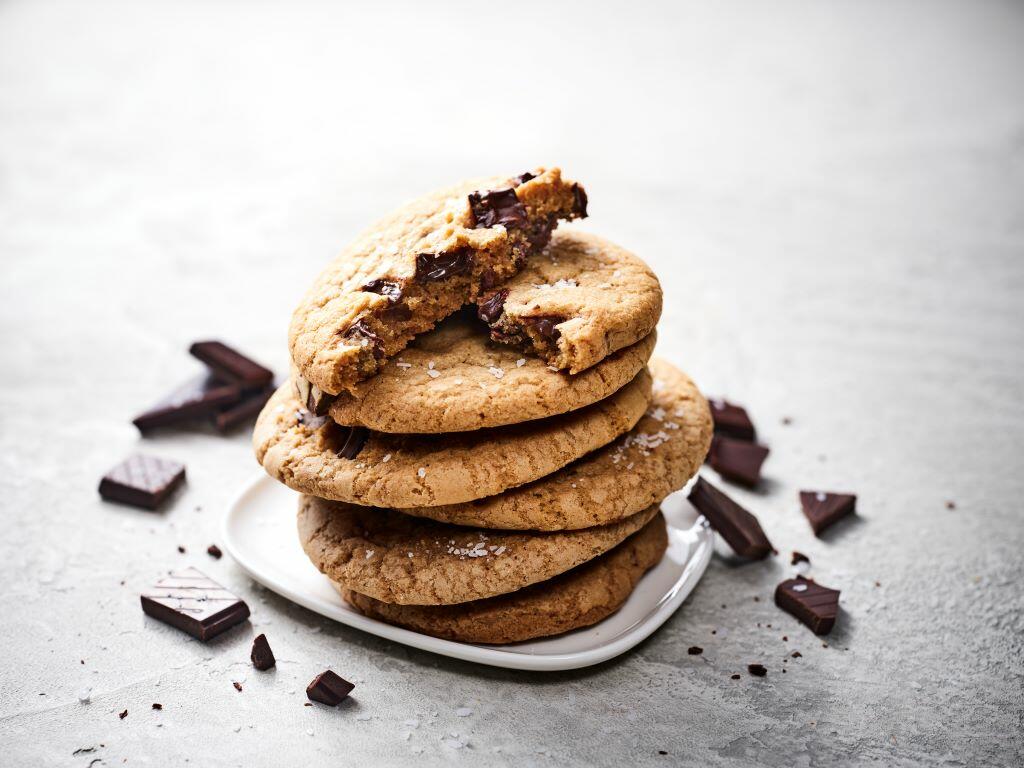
{"left": 289, "top": 168, "right": 586, "bottom": 400}
{"left": 394, "top": 358, "right": 712, "bottom": 530}
{"left": 475, "top": 230, "right": 661, "bottom": 374}
{"left": 326, "top": 311, "right": 656, "bottom": 433}
{"left": 254, "top": 367, "right": 652, "bottom": 508}
{"left": 297, "top": 494, "right": 659, "bottom": 605}
{"left": 340, "top": 513, "right": 667, "bottom": 643}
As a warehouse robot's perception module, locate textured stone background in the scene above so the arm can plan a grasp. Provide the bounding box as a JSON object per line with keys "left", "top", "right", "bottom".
{"left": 1, "top": 1, "right": 1022, "bottom": 765}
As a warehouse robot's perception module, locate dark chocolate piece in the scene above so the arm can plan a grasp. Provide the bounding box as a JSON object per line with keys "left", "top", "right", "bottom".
{"left": 468, "top": 188, "right": 527, "bottom": 229}
{"left": 189, "top": 341, "right": 273, "bottom": 390}
{"left": 688, "top": 646, "right": 703, "bottom": 655}
{"left": 361, "top": 278, "right": 402, "bottom": 302}
{"left": 177, "top": 545, "right": 186, "bottom": 554}
{"left": 132, "top": 374, "right": 242, "bottom": 432}
{"left": 152, "top": 703, "right": 162, "bottom": 710}
{"left": 775, "top": 576, "right": 840, "bottom": 634}
{"left": 294, "top": 377, "right": 335, "bottom": 416}
{"left": 571, "top": 183, "right": 588, "bottom": 218}
{"left": 251, "top": 634, "right": 276, "bottom": 671}
{"left": 207, "top": 544, "right": 222, "bottom": 559}
{"left": 730, "top": 674, "right": 741, "bottom": 680}
{"left": 709, "top": 435, "right": 770, "bottom": 487}
{"left": 791, "top": 551, "right": 810, "bottom": 566}
{"left": 140, "top": 567, "right": 250, "bottom": 641}
{"left": 799, "top": 490, "right": 856, "bottom": 535}
{"left": 708, "top": 399, "right": 756, "bottom": 441}
{"left": 747, "top": 664, "right": 767, "bottom": 677}
{"left": 336, "top": 426, "right": 368, "bottom": 460}
{"left": 688, "top": 476, "right": 774, "bottom": 559}
{"left": 791, "top": 651, "right": 802, "bottom": 658}
{"left": 213, "top": 387, "right": 274, "bottom": 433}
{"left": 415, "top": 249, "right": 473, "bottom": 282}
{"left": 513, "top": 171, "right": 536, "bottom": 186}
{"left": 306, "top": 670, "right": 354, "bottom": 706}
{"left": 119, "top": 709, "right": 128, "bottom": 719}
{"left": 99, "top": 455, "right": 186, "bottom": 511}
{"left": 523, "top": 315, "right": 564, "bottom": 342}
{"left": 477, "top": 289, "right": 509, "bottom": 324}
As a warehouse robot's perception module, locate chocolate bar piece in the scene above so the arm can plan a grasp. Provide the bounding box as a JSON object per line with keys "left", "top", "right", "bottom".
{"left": 799, "top": 490, "right": 856, "bottom": 535}
{"left": 213, "top": 387, "right": 274, "bottom": 433}
{"left": 140, "top": 567, "right": 250, "bottom": 641}
{"left": 251, "top": 634, "right": 276, "bottom": 671}
{"left": 709, "top": 399, "right": 756, "bottom": 441}
{"left": 306, "top": 670, "right": 354, "bottom": 706}
{"left": 189, "top": 341, "right": 273, "bottom": 390}
{"left": 709, "top": 435, "right": 770, "bottom": 487}
{"left": 133, "top": 374, "right": 242, "bottom": 433}
{"left": 688, "top": 476, "right": 774, "bottom": 559}
{"left": 775, "top": 576, "right": 840, "bottom": 634}
{"left": 99, "top": 455, "right": 186, "bottom": 510}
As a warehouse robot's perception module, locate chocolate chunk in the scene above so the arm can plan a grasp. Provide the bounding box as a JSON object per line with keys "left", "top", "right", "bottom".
{"left": 333, "top": 426, "right": 368, "bottom": 460}
{"left": 415, "top": 249, "right": 473, "bottom": 282}
{"left": 294, "top": 377, "right": 335, "bottom": 416}
{"left": 688, "top": 646, "right": 703, "bottom": 655}
{"left": 119, "top": 709, "right": 128, "bottom": 719}
{"left": 523, "top": 314, "right": 564, "bottom": 342}
{"left": 791, "top": 551, "right": 810, "bottom": 566}
{"left": 571, "top": 183, "right": 588, "bottom": 218}
{"left": 213, "top": 386, "right": 274, "bottom": 433}
{"left": 775, "top": 576, "right": 840, "bottom": 634}
{"left": 513, "top": 171, "right": 536, "bottom": 186}
{"left": 189, "top": 341, "right": 273, "bottom": 390}
{"left": 361, "top": 278, "right": 402, "bottom": 302}
{"left": 177, "top": 545, "right": 186, "bottom": 554}
{"left": 468, "top": 188, "right": 527, "bottom": 229}
{"left": 709, "top": 435, "right": 770, "bottom": 487}
{"left": 799, "top": 490, "right": 856, "bottom": 535}
{"left": 688, "top": 476, "right": 774, "bottom": 559}
{"left": 132, "top": 374, "right": 243, "bottom": 432}
{"left": 140, "top": 567, "right": 250, "bottom": 641}
{"left": 207, "top": 544, "right": 222, "bottom": 559}
{"left": 306, "top": 670, "right": 354, "bottom": 706}
{"left": 251, "top": 634, "right": 276, "bottom": 671}
{"left": 343, "top": 319, "right": 380, "bottom": 349}
{"left": 152, "top": 703, "right": 162, "bottom": 710}
{"left": 709, "top": 399, "right": 756, "bottom": 441}
{"left": 747, "top": 664, "right": 767, "bottom": 677}
{"left": 477, "top": 289, "right": 509, "bottom": 324}
{"left": 99, "top": 455, "right": 186, "bottom": 510}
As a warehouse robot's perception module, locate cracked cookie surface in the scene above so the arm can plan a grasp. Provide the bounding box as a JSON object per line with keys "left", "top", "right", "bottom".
{"left": 298, "top": 494, "right": 658, "bottom": 605}
{"left": 394, "top": 358, "right": 712, "bottom": 530}
{"left": 253, "top": 368, "right": 652, "bottom": 508}
{"left": 289, "top": 168, "right": 586, "bottom": 397}
{"left": 340, "top": 513, "right": 667, "bottom": 642}
{"left": 327, "top": 312, "right": 655, "bottom": 433}
{"left": 476, "top": 230, "right": 661, "bottom": 374}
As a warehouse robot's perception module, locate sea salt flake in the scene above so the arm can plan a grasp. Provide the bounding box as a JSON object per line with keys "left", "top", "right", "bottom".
{"left": 396, "top": 362, "right": 412, "bottom": 369}
{"left": 417, "top": 467, "right": 426, "bottom": 478}
{"left": 488, "top": 366, "right": 505, "bottom": 379}
{"left": 516, "top": 359, "right": 526, "bottom": 367}
{"left": 382, "top": 454, "right": 392, "bottom": 463}
{"left": 816, "top": 492, "right": 827, "bottom": 502}
{"left": 792, "top": 583, "right": 809, "bottom": 592}
{"left": 427, "top": 369, "right": 440, "bottom": 379}
{"left": 365, "top": 550, "right": 374, "bottom": 559}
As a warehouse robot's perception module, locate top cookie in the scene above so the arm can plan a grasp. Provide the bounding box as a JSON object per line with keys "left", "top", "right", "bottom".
{"left": 289, "top": 168, "right": 586, "bottom": 399}
{"left": 475, "top": 230, "right": 662, "bottom": 374}
{"left": 326, "top": 311, "right": 656, "bottom": 433}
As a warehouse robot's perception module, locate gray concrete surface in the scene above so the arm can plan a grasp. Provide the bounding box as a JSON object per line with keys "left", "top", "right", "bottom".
{"left": 2, "top": 1, "right": 1023, "bottom": 765}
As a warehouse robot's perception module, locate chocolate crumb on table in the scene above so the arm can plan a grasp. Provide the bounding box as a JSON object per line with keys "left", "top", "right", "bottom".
{"left": 799, "top": 490, "right": 856, "bottom": 535}
{"left": 747, "top": 664, "right": 768, "bottom": 677}
{"left": 233, "top": 682, "right": 242, "bottom": 692}
{"left": 119, "top": 710, "right": 128, "bottom": 719}
{"left": 152, "top": 703, "right": 162, "bottom": 710}
{"left": 791, "top": 551, "right": 810, "bottom": 566}
{"left": 306, "top": 670, "right": 354, "bottom": 707}
{"left": 98, "top": 455, "right": 186, "bottom": 511}
{"left": 688, "top": 646, "right": 703, "bottom": 655}
{"left": 688, "top": 476, "right": 774, "bottom": 559}
{"left": 206, "top": 544, "right": 222, "bottom": 559}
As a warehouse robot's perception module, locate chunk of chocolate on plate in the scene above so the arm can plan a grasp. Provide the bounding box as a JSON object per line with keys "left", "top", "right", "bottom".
{"left": 99, "top": 455, "right": 186, "bottom": 510}
{"left": 132, "top": 374, "right": 242, "bottom": 433}
{"left": 800, "top": 490, "right": 856, "bottom": 535}
{"left": 251, "top": 634, "right": 276, "bottom": 671}
{"left": 140, "top": 567, "right": 250, "bottom": 641}
{"left": 709, "top": 435, "right": 770, "bottom": 487}
{"left": 306, "top": 670, "right": 354, "bottom": 706}
{"left": 688, "top": 476, "right": 774, "bottom": 559}
{"left": 189, "top": 341, "right": 273, "bottom": 391}
{"left": 775, "top": 576, "right": 840, "bottom": 634}
{"left": 709, "top": 399, "right": 756, "bottom": 441}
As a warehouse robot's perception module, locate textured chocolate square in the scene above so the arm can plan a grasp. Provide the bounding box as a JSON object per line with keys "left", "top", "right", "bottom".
{"left": 99, "top": 455, "right": 186, "bottom": 510}
{"left": 140, "top": 567, "right": 249, "bottom": 641}
{"left": 775, "top": 576, "right": 840, "bottom": 634}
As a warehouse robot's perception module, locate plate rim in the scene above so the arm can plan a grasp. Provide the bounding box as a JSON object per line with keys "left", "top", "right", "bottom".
{"left": 222, "top": 473, "right": 712, "bottom": 672}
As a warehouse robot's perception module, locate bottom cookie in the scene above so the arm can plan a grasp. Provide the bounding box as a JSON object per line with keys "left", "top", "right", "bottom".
{"left": 340, "top": 513, "right": 668, "bottom": 644}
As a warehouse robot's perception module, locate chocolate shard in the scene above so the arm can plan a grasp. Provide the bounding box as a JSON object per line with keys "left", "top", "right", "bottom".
{"left": 571, "top": 183, "right": 588, "bottom": 218}
{"left": 99, "top": 455, "right": 186, "bottom": 511}
{"left": 189, "top": 341, "right": 273, "bottom": 391}
{"left": 791, "top": 551, "right": 810, "bottom": 566}
{"left": 207, "top": 544, "right": 222, "bottom": 559}
{"left": 688, "top": 476, "right": 774, "bottom": 559}
{"left": 251, "top": 634, "right": 276, "bottom": 671}
{"left": 477, "top": 289, "right": 509, "bottom": 324}
{"left": 513, "top": 171, "right": 536, "bottom": 186}
{"left": 709, "top": 435, "right": 770, "bottom": 487}
{"left": 334, "top": 426, "right": 368, "bottom": 460}
{"left": 140, "top": 567, "right": 250, "bottom": 641}
{"left": 213, "top": 386, "right": 274, "bottom": 433}
{"left": 523, "top": 314, "right": 564, "bottom": 342}
{"left": 415, "top": 249, "right": 474, "bottom": 283}
{"left": 306, "top": 670, "right": 354, "bottom": 706}
{"left": 775, "top": 576, "right": 840, "bottom": 634}
{"left": 747, "top": 664, "right": 768, "bottom": 677}
{"left": 799, "top": 490, "right": 856, "bottom": 535}
{"left": 132, "top": 374, "right": 243, "bottom": 433}
{"left": 468, "top": 187, "right": 528, "bottom": 229}
{"left": 294, "top": 376, "right": 335, "bottom": 416}
{"left": 361, "top": 278, "right": 403, "bottom": 303}
{"left": 709, "top": 399, "right": 756, "bottom": 441}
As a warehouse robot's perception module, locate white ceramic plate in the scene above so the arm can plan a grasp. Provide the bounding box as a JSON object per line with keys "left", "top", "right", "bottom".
{"left": 222, "top": 474, "right": 712, "bottom": 672}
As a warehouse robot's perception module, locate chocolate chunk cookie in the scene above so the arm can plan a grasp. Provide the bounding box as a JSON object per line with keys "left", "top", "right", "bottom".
{"left": 289, "top": 168, "right": 586, "bottom": 398}
{"left": 297, "top": 494, "right": 658, "bottom": 605}
{"left": 340, "top": 513, "right": 667, "bottom": 643}
{"left": 475, "top": 230, "right": 661, "bottom": 373}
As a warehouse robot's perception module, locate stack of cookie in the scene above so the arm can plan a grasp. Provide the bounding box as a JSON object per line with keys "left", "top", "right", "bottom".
{"left": 254, "top": 168, "right": 713, "bottom": 644}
